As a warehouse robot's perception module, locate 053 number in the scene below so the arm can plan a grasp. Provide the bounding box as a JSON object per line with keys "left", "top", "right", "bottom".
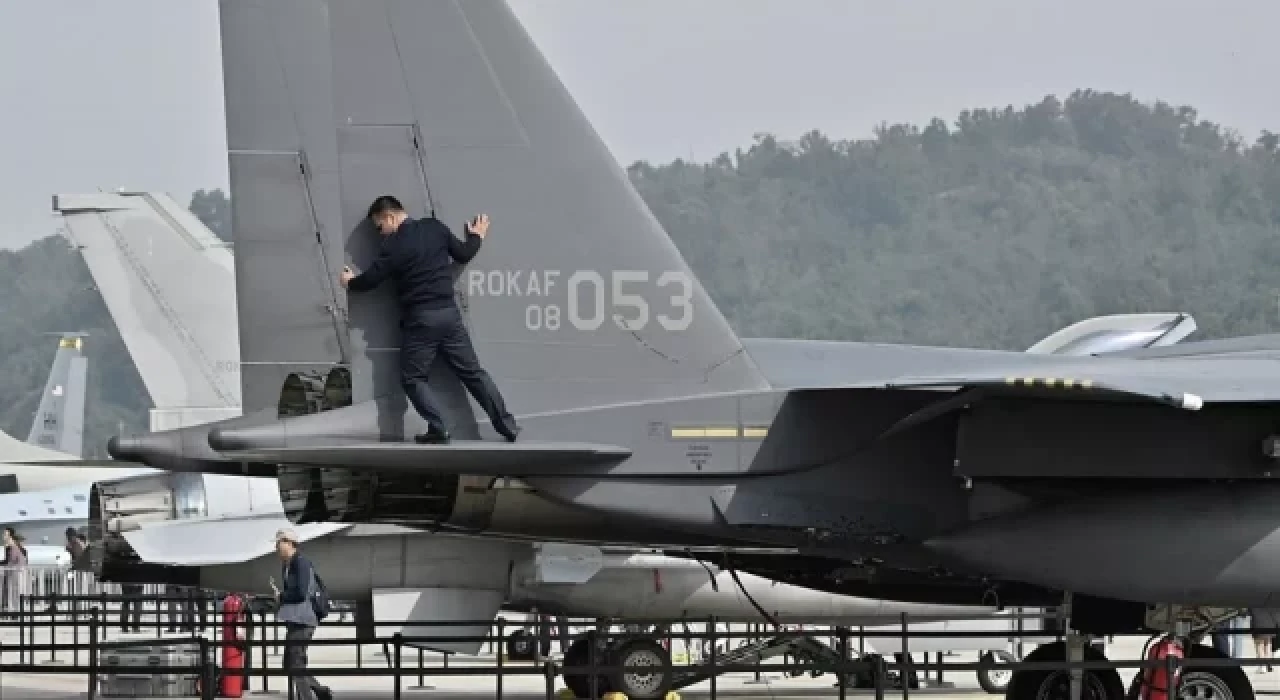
{"left": 523, "top": 269, "right": 694, "bottom": 333}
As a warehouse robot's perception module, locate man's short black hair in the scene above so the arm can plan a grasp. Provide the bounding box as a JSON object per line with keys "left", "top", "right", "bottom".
{"left": 65, "top": 527, "right": 76, "bottom": 539}
{"left": 367, "top": 195, "right": 405, "bottom": 220}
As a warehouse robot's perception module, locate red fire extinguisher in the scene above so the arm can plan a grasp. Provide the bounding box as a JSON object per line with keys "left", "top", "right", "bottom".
{"left": 1139, "top": 636, "right": 1184, "bottom": 700}
{"left": 220, "top": 593, "right": 249, "bottom": 698}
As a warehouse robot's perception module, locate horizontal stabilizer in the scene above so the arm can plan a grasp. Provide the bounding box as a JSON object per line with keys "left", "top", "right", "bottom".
{"left": 123, "top": 517, "right": 351, "bottom": 566}
{"left": 216, "top": 441, "right": 632, "bottom": 476}
{"left": 20, "top": 459, "right": 147, "bottom": 468}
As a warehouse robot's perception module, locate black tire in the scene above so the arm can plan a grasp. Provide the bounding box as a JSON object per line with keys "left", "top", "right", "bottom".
{"left": 1006, "top": 641, "right": 1124, "bottom": 700}
{"left": 607, "top": 638, "right": 673, "bottom": 700}
{"left": 1179, "top": 644, "right": 1254, "bottom": 700}
{"left": 978, "top": 650, "right": 1018, "bottom": 694}
{"left": 508, "top": 629, "right": 534, "bottom": 661}
{"left": 850, "top": 653, "right": 887, "bottom": 689}
{"left": 507, "top": 628, "right": 553, "bottom": 661}
{"left": 562, "top": 636, "right": 613, "bottom": 699}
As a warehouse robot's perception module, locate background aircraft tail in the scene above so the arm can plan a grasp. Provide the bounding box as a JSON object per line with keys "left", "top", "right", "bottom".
{"left": 54, "top": 192, "right": 242, "bottom": 431}
{"left": 25, "top": 333, "right": 88, "bottom": 457}
{"left": 219, "top": 0, "right": 768, "bottom": 430}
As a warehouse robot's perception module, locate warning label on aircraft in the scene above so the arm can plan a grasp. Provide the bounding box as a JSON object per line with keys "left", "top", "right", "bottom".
{"left": 464, "top": 269, "right": 694, "bottom": 333}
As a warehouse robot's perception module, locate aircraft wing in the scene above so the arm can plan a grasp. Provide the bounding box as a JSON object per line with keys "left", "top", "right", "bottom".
{"left": 213, "top": 439, "right": 631, "bottom": 476}
{"left": 858, "top": 349, "right": 1280, "bottom": 408}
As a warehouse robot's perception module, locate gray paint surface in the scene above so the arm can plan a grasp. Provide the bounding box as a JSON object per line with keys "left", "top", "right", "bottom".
{"left": 55, "top": 192, "right": 241, "bottom": 427}
{"left": 25, "top": 333, "right": 87, "bottom": 458}
{"left": 108, "top": 0, "right": 1280, "bottom": 614}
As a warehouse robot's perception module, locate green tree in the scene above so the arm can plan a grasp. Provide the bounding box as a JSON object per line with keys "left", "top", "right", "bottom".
{"left": 189, "top": 188, "right": 232, "bottom": 241}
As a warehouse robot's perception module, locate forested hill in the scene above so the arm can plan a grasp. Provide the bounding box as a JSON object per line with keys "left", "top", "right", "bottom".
{"left": 637, "top": 91, "right": 1280, "bottom": 348}
{"left": 3, "top": 89, "right": 1280, "bottom": 454}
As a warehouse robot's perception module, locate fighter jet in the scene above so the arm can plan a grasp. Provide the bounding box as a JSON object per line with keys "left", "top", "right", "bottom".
{"left": 101, "top": 3, "right": 1261, "bottom": 700}
{"left": 55, "top": 188, "right": 1183, "bottom": 699}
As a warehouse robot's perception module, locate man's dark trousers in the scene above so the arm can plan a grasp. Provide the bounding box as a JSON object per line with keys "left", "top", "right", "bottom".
{"left": 401, "top": 304, "right": 518, "bottom": 438}
{"left": 119, "top": 583, "right": 143, "bottom": 632}
{"left": 283, "top": 623, "right": 326, "bottom": 700}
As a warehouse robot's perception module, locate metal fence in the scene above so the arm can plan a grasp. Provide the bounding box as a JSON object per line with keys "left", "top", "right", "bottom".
{"left": 0, "top": 571, "right": 1270, "bottom": 700}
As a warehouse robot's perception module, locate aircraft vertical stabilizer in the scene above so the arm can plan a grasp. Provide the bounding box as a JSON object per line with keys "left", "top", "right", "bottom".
{"left": 218, "top": 0, "right": 347, "bottom": 414}
{"left": 54, "top": 192, "right": 242, "bottom": 429}
{"left": 218, "top": 0, "right": 768, "bottom": 435}
{"left": 26, "top": 333, "right": 87, "bottom": 458}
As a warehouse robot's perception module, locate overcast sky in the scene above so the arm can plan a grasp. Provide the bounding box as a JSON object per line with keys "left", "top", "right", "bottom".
{"left": 2, "top": 0, "right": 1277, "bottom": 250}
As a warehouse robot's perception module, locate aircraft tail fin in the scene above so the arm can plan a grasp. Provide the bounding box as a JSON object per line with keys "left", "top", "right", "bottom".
{"left": 54, "top": 192, "right": 243, "bottom": 430}
{"left": 26, "top": 333, "right": 88, "bottom": 458}
{"left": 219, "top": 0, "right": 767, "bottom": 431}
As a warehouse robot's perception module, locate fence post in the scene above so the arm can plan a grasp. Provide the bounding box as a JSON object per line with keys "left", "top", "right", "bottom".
{"left": 87, "top": 607, "right": 100, "bottom": 700}
{"left": 900, "top": 612, "right": 911, "bottom": 700}
{"left": 258, "top": 611, "right": 270, "bottom": 693}
{"left": 199, "top": 635, "right": 215, "bottom": 700}
{"left": 587, "top": 629, "right": 599, "bottom": 700}
{"left": 48, "top": 591, "right": 58, "bottom": 664}
{"left": 837, "top": 626, "right": 849, "bottom": 700}
{"left": 496, "top": 617, "right": 506, "bottom": 700}
{"left": 708, "top": 616, "right": 718, "bottom": 700}
{"left": 393, "top": 632, "right": 403, "bottom": 700}
{"left": 19, "top": 591, "right": 27, "bottom": 665}
{"left": 409, "top": 645, "right": 433, "bottom": 691}
{"left": 544, "top": 658, "right": 556, "bottom": 700}
{"left": 72, "top": 591, "right": 81, "bottom": 668}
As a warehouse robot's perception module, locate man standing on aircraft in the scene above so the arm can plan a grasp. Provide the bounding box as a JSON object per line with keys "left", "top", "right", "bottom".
{"left": 339, "top": 195, "right": 520, "bottom": 444}
{"left": 272, "top": 528, "right": 330, "bottom": 700}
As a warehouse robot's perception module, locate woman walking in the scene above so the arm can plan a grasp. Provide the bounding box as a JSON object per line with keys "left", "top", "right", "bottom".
{"left": 1, "top": 527, "right": 28, "bottom": 618}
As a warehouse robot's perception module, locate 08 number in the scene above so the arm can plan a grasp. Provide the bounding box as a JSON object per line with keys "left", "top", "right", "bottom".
{"left": 524, "top": 303, "right": 561, "bottom": 331}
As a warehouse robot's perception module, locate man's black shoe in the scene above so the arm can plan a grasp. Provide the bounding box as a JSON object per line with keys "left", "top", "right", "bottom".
{"left": 414, "top": 427, "right": 450, "bottom": 444}
{"left": 501, "top": 425, "right": 521, "bottom": 443}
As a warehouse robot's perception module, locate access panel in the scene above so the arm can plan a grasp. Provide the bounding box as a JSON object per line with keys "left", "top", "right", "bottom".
{"left": 228, "top": 150, "right": 347, "bottom": 412}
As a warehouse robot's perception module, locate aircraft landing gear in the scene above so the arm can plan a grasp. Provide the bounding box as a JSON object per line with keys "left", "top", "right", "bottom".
{"left": 976, "top": 649, "right": 1018, "bottom": 694}
{"left": 560, "top": 631, "right": 675, "bottom": 700}
{"left": 506, "top": 628, "right": 551, "bottom": 662}
{"left": 1005, "top": 639, "right": 1123, "bottom": 700}
{"left": 1125, "top": 643, "right": 1253, "bottom": 700}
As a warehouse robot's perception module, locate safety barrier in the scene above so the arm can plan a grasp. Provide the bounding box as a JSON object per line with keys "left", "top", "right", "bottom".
{"left": 0, "top": 590, "right": 1271, "bottom": 700}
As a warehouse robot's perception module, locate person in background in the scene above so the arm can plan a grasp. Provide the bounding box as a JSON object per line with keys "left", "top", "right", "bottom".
{"left": 166, "top": 584, "right": 196, "bottom": 632}
{"left": 2, "top": 527, "right": 28, "bottom": 618}
{"left": 63, "top": 527, "right": 84, "bottom": 561}
{"left": 1213, "top": 616, "right": 1237, "bottom": 657}
{"left": 119, "top": 583, "right": 143, "bottom": 633}
{"left": 1250, "top": 608, "right": 1277, "bottom": 673}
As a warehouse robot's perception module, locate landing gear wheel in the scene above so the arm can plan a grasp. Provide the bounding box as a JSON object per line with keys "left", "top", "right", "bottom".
{"left": 1176, "top": 645, "right": 1252, "bottom": 700}
{"left": 1006, "top": 641, "right": 1123, "bottom": 700}
{"left": 978, "top": 649, "right": 1018, "bottom": 694}
{"left": 561, "top": 636, "right": 613, "bottom": 699}
{"left": 849, "top": 653, "right": 888, "bottom": 689}
{"left": 508, "top": 629, "right": 534, "bottom": 661}
{"left": 607, "top": 638, "right": 673, "bottom": 700}
{"left": 507, "top": 628, "right": 551, "bottom": 661}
